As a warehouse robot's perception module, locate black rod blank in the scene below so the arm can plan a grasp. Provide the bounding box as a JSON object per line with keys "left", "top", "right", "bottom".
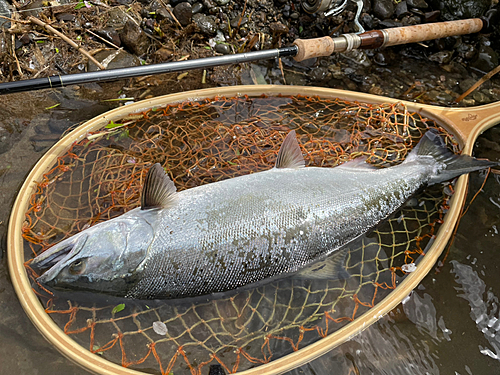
{"left": 0, "top": 46, "right": 298, "bottom": 95}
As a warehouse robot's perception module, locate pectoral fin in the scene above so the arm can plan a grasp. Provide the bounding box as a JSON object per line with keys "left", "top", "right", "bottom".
{"left": 141, "top": 163, "right": 177, "bottom": 210}
{"left": 296, "top": 248, "right": 350, "bottom": 281}
{"left": 274, "top": 130, "right": 305, "bottom": 169}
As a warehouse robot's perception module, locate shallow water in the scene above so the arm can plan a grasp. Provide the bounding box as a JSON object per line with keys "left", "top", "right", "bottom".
{"left": 1, "top": 63, "right": 500, "bottom": 375}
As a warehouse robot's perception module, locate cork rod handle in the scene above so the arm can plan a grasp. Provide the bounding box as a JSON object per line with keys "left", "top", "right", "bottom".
{"left": 293, "top": 18, "right": 484, "bottom": 62}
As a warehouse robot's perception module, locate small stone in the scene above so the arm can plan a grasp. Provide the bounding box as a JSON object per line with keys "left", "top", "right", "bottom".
{"left": 173, "top": 2, "right": 192, "bottom": 26}
{"left": 309, "top": 66, "right": 329, "bottom": 82}
{"left": 230, "top": 16, "right": 247, "bottom": 28}
{"left": 214, "top": 0, "right": 229, "bottom": 4}
{"left": 192, "top": 2, "right": 203, "bottom": 14}
{"left": 428, "top": 50, "right": 453, "bottom": 64}
{"left": 119, "top": 20, "right": 150, "bottom": 55}
{"left": 269, "top": 22, "right": 289, "bottom": 35}
{"left": 373, "top": 0, "right": 395, "bottom": 19}
{"left": 192, "top": 13, "right": 217, "bottom": 35}
{"left": 88, "top": 49, "right": 141, "bottom": 71}
{"left": 215, "top": 43, "right": 231, "bottom": 54}
{"left": 290, "top": 12, "right": 299, "bottom": 20}
{"left": 95, "top": 28, "right": 121, "bottom": 47}
{"left": 471, "top": 44, "right": 499, "bottom": 73}
{"left": 55, "top": 13, "right": 76, "bottom": 22}
{"left": 472, "top": 91, "right": 490, "bottom": 104}
{"left": 154, "top": 47, "right": 174, "bottom": 61}
{"left": 0, "top": 0, "right": 11, "bottom": 28}
{"left": 395, "top": 1, "right": 409, "bottom": 18}
{"left": 106, "top": 7, "right": 130, "bottom": 28}
{"left": 423, "top": 10, "right": 440, "bottom": 22}
{"left": 407, "top": 0, "right": 428, "bottom": 9}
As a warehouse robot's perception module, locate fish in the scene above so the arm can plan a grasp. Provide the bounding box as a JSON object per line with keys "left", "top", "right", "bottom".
{"left": 31, "top": 130, "right": 497, "bottom": 299}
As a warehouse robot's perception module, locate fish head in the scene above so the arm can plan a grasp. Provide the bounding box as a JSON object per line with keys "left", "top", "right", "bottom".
{"left": 31, "top": 212, "right": 154, "bottom": 295}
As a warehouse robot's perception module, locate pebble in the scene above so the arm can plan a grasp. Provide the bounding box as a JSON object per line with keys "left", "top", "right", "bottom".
{"left": 215, "top": 43, "right": 231, "bottom": 54}
{"left": 395, "top": 1, "right": 410, "bottom": 18}
{"left": 472, "top": 91, "right": 490, "bottom": 104}
{"left": 55, "top": 13, "right": 76, "bottom": 22}
{"left": 373, "top": 0, "right": 395, "bottom": 19}
{"left": 173, "top": 2, "right": 192, "bottom": 26}
{"left": 106, "top": 7, "right": 130, "bottom": 28}
{"left": 471, "top": 44, "right": 499, "bottom": 73}
{"left": 88, "top": 49, "right": 141, "bottom": 71}
{"left": 406, "top": 0, "right": 428, "bottom": 9}
{"left": 269, "top": 22, "right": 289, "bottom": 35}
{"left": 192, "top": 2, "right": 204, "bottom": 14}
{"left": 119, "top": 20, "right": 150, "bottom": 56}
{"left": 193, "top": 13, "right": 217, "bottom": 36}
{"left": 428, "top": 50, "right": 453, "bottom": 64}
{"left": 427, "top": 0, "right": 490, "bottom": 20}
{"left": 95, "top": 28, "right": 121, "bottom": 47}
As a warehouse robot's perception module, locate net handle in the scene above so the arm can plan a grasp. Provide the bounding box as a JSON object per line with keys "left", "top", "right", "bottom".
{"left": 7, "top": 85, "right": 500, "bottom": 375}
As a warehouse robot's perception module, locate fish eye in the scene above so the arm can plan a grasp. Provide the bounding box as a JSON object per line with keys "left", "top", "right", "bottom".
{"left": 68, "top": 259, "right": 86, "bottom": 275}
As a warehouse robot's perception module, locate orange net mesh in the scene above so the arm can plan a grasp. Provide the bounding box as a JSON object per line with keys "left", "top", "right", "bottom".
{"left": 22, "top": 95, "right": 458, "bottom": 375}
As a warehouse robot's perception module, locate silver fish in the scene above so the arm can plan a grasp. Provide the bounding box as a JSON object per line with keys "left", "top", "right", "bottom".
{"left": 32, "top": 130, "right": 496, "bottom": 299}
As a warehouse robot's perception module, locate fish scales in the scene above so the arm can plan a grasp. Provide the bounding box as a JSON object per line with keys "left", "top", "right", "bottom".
{"left": 33, "top": 130, "right": 498, "bottom": 299}
{"left": 126, "top": 164, "right": 422, "bottom": 299}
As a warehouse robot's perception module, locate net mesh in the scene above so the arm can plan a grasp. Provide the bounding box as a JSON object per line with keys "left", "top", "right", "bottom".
{"left": 22, "top": 94, "right": 458, "bottom": 375}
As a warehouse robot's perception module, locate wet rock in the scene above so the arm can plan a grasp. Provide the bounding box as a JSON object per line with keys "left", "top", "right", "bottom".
{"left": 230, "top": 15, "right": 248, "bottom": 28}
{"left": 20, "top": 34, "right": 31, "bottom": 45}
{"left": 215, "top": 43, "right": 231, "bottom": 54}
{"left": 374, "top": 51, "right": 388, "bottom": 65}
{"left": 378, "top": 19, "right": 402, "bottom": 28}
{"left": 214, "top": 0, "right": 229, "bottom": 4}
{"left": 173, "top": 2, "right": 192, "bottom": 26}
{"left": 0, "top": 125, "right": 13, "bottom": 154}
{"left": 472, "top": 91, "right": 490, "bottom": 104}
{"left": 55, "top": 13, "right": 75, "bottom": 22}
{"left": 88, "top": 49, "right": 141, "bottom": 72}
{"left": 0, "top": 0, "right": 10, "bottom": 28}
{"left": 22, "top": 0, "right": 46, "bottom": 18}
{"left": 373, "top": 0, "right": 395, "bottom": 19}
{"left": 428, "top": 50, "right": 453, "bottom": 64}
{"left": 192, "top": 2, "right": 203, "bottom": 14}
{"left": 406, "top": 0, "right": 427, "bottom": 9}
{"left": 309, "top": 66, "right": 329, "bottom": 82}
{"left": 155, "top": 7, "right": 172, "bottom": 21}
{"left": 459, "top": 78, "right": 476, "bottom": 93}
{"left": 119, "top": 20, "right": 150, "bottom": 55}
{"left": 193, "top": 13, "right": 217, "bottom": 36}
{"left": 427, "top": 0, "right": 490, "bottom": 20}
{"left": 106, "top": 7, "right": 130, "bottom": 28}
{"left": 423, "top": 10, "right": 440, "bottom": 22}
{"left": 456, "top": 43, "right": 477, "bottom": 60}
{"left": 471, "top": 44, "right": 499, "bottom": 73}
{"left": 395, "top": 1, "right": 409, "bottom": 18}
{"left": 95, "top": 28, "right": 121, "bottom": 47}
{"left": 361, "top": 13, "right": 375, "bottom": 29}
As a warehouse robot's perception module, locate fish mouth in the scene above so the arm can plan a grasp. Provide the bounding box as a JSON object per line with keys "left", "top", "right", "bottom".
{"left": 31, "top": 233, "right": 87, "bottom": 284}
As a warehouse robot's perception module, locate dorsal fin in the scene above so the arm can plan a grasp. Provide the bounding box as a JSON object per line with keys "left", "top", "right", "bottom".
{"left": 274, "top": 130, "right": 305, "bottom": 169}
{"left": 141, "top": 163, "right": 177, "bottom": 210}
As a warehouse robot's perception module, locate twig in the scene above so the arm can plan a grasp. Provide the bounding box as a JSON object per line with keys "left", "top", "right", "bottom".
{"left": 85, "top": 29, "right": 121, "bottom": 49}
{"left": 0, "top": 14, "right": 29, "bottom": 24}
{"left": 160, "top": 0, "right": 182, "bottom": 28}
{"left": 29, "top": 16, "right": 106, "bottom": 70}
{"left": 455, "top": 64, "right": 500, "bottom": 103}
{"left": 11, "top": 34, "right": 23, "bottom": 76}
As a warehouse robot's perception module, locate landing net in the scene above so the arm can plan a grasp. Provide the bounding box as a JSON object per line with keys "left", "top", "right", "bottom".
{"left": 22, "top": 94, "right": 458, "bottom": 375}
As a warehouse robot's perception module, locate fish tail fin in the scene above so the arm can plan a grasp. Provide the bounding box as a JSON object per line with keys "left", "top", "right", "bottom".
{"left": 406, "top": 129, "right": 498, "bottom": 185}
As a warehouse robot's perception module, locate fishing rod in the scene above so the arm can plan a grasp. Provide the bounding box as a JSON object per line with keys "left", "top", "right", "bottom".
{"left": 0, "top": 18, "right": 486, "bottom": 95}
